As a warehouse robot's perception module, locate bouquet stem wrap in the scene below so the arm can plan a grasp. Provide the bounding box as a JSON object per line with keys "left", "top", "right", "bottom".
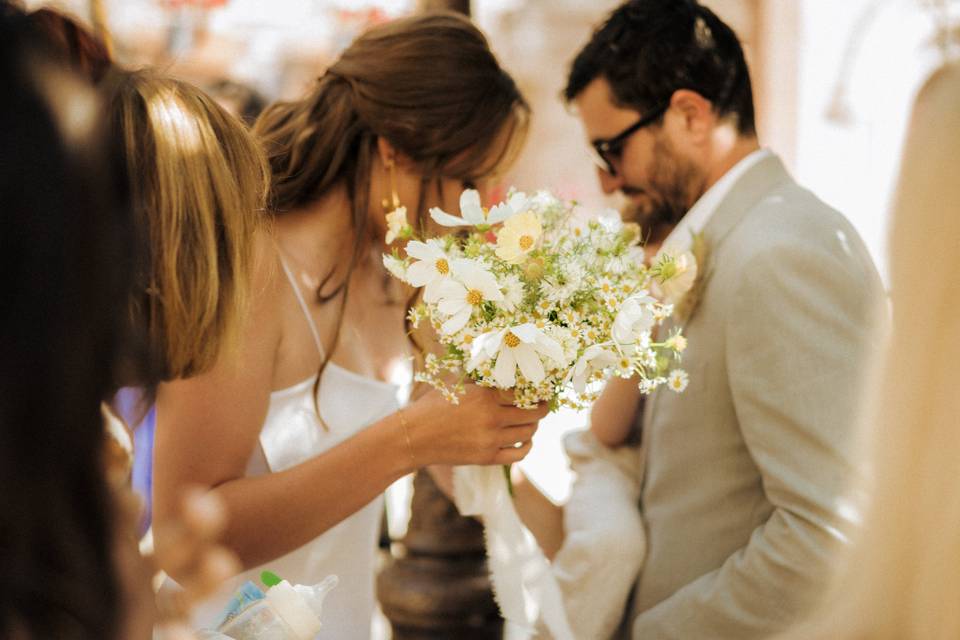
{"left": 453, "top": 465, "right": 574, "bottom": 640}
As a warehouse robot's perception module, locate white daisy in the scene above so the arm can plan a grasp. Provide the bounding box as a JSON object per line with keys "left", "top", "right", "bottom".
{"left": 668, "top": 369, "right": 689, "bottom": 392}
{"left": 665, "top": 333, "right": 688, "bottom": 353}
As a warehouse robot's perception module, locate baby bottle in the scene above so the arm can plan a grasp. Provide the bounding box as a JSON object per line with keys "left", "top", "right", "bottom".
{"left": 217, "top": 575, "right": 338, "bottom": 640}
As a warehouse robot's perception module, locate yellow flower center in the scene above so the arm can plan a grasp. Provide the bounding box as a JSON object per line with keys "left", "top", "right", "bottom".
{"left": 504, "top": 332, "right": 521, "bottom": 348}
{"left": 519, "top": 235, "right": 534, "bottom": 251}
{"left": 466, "top": 289, "right": 484, "bottom": 306}
{"left": 602, "top": 283, "right": 612, "bottom": 293}
{"left": 574, "top": 228, "right": 582, "bottom": 237}
{"left": 435, "top": 258, "right": 450, "bottom": 275}
{"left": 463, "top": 334, "right": 474, "bottom": 344}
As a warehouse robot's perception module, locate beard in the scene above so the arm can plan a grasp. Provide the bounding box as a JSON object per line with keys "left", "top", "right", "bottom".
{"left": 619, "top": 134, "right": 703, "bottom": 235}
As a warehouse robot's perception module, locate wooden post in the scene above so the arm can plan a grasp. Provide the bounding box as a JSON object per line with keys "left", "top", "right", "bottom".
{"left": 377, "top": 470, "right": 502, "bottom": 639}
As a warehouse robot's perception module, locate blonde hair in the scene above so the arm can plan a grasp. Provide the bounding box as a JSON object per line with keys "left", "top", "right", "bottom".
{"left": 106, "top": 69, "right": 269, "bottom": 380}
{"left": 795, "top": 63, "right": 960, "bottom": 639}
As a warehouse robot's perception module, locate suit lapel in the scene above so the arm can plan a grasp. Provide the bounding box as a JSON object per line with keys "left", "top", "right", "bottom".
{"left": 639, "top": 155, "right": 794, "bottom": 448}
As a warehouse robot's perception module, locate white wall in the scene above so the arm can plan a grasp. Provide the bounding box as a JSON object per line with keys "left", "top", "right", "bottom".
{"left": 789, "top": 0, "right": 952, "bottom": 284}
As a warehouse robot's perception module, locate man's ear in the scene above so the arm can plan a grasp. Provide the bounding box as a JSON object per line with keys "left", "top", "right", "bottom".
{"left": 376, "top": 136, "right": 397, "bottom": 168}
{"left": 669, "top": 89, "right": 714, "bottom": 142}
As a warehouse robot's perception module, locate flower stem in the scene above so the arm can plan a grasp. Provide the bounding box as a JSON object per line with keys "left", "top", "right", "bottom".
{"left": 503, "top": 463, "right": 514, "bottom": 498}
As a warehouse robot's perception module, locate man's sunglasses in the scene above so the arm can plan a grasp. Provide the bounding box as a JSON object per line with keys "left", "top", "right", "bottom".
{"left": 589, "top": 103, "right": 669, "bottom": 177}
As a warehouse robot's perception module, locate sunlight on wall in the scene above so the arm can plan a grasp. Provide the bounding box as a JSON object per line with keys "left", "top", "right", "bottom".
{"left": 794, "top": 0, "right": 952, "bottom": 284}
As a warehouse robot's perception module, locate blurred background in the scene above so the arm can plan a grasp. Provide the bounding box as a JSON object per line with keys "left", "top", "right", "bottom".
{"left": 18, "top": 0, "right": 957, "bottom": 502}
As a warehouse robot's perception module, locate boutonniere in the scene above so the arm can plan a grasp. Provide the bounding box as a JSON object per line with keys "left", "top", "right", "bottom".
{"left": 651, "top": 231, "right": 709, "bottom": 325}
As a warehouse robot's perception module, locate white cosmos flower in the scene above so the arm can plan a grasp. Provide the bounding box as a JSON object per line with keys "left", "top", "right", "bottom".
{"left": 429, "top": 189, "right": 528, "bottom": 228}
{"left": 405, "top": 239, "right": 452, "bottom": 303}
{"left": 613, "top": 292, "right": 658, "bottom": 345}
{"left": 569, "top": 345, "right": 619, "bottom": 392}
{"left": 385, "top": 206, "right": 408, "bottom": 244}
{"left": 434, "top": 259, "right": 504, "bottom": 335}
{"left": 467, "top": 323, "right": 564, "bottom": 388}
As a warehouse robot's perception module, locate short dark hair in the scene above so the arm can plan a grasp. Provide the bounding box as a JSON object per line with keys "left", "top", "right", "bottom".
{"left": 565, "top": 0, "right": 756, "bottom": 136}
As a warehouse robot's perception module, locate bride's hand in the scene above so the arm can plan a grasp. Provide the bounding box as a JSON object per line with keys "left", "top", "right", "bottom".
{"left": 404, "top": 385, "right": 548, "bottom": 467}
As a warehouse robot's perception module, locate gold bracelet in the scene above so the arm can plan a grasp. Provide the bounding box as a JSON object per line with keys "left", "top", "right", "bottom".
{"left": 397, "top": 408, "right": 417, "bottom": 471}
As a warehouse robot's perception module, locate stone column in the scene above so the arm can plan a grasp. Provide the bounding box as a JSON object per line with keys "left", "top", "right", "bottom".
{"left": 377, "top": 469, "right": 501, "bottom": 639}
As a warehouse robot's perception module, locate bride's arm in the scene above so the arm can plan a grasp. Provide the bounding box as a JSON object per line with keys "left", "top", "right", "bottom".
{"left": 153, "top": 246, "right": 544, "bottom": 576}
{"left": 512, "top": 470, "right": 564, "bottom": 559}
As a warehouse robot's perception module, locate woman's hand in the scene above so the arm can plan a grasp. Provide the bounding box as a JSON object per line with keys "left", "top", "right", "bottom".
{"left": 111, "top": 483, "right": 240, "bottom": 640}
{"left": 404, "top": 385, "right": 548, "bottom": 467}
{"left": 152, "top": 487, "right": 241, "bottom": 619}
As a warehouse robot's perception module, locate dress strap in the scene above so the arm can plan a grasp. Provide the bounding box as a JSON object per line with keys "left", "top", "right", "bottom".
{"left": 278, "top": 252, "right": 326, "bottom": 361}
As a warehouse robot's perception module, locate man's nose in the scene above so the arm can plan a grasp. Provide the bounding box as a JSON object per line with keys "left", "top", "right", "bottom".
{"left": 597, "top": 166, "right": 622, "bottom": 195}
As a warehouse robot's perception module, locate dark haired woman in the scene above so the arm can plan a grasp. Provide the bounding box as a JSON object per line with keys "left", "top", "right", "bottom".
{"left": 153, "top": 12, "right": 543, "bottom": 637}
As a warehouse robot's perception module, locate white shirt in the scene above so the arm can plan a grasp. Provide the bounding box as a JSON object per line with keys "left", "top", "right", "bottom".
{"left": 661, "top": 149, "right": 772, "bottom": 254}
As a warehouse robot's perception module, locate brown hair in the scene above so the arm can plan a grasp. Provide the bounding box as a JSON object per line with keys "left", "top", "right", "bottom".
{"left": 254, "top": 10, "right": 528, "bottom": 289}
{"left": 105, "top": 69, "right": 270, "bottom": 381}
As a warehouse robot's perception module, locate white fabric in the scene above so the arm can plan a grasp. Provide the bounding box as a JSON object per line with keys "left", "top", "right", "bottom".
{"left": 190, "top": 254, "right": 409, "bottom": 639}
{"left": 550, "top": 430, "right": 646, "bottom": 640}
{"left": 661, "top": 149, "right": 771, "bottom": 254}
{"left": 453, "top": 466, "right": 574, "bottom": 640}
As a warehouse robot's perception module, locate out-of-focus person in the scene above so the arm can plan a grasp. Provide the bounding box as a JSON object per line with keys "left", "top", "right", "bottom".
{"left": 0, "top": 5, "right": 250, "bottom": 638}
{"left": 788, "top": 62, "right": 960, "bottom": 640}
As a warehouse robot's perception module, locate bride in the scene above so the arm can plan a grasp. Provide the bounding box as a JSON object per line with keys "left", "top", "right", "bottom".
{"left": 152, "top": 12, "right": 541, "bottom": 639}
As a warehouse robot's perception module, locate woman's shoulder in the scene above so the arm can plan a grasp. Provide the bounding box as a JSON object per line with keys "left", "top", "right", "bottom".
{"left": 243, "top": 225, "right": 285, "bottom": 349}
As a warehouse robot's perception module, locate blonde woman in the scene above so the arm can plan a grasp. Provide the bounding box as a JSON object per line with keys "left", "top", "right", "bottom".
{"left": 153, "top": 12, "right": 546, "bottom": 638}
{"left": 791, "top": 63, "right": 960, "bottom": 639}
{"left": 102, "top": 67, "right": 272, "bottom": 638}
{"left": 105, "top": 68, "right": 269, "bottom": 384}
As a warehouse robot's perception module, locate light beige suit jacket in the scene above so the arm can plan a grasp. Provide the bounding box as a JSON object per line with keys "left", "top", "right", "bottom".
{"left": 627, "top": 154, "right": 885, "bottom": 638}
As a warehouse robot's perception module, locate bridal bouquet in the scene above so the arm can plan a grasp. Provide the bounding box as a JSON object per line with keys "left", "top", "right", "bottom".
{"left": 382, "top": 188, "right": 694, "bottom": 638}
{"left": 382, "top": 188, "right": 692, "bottom": 409}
